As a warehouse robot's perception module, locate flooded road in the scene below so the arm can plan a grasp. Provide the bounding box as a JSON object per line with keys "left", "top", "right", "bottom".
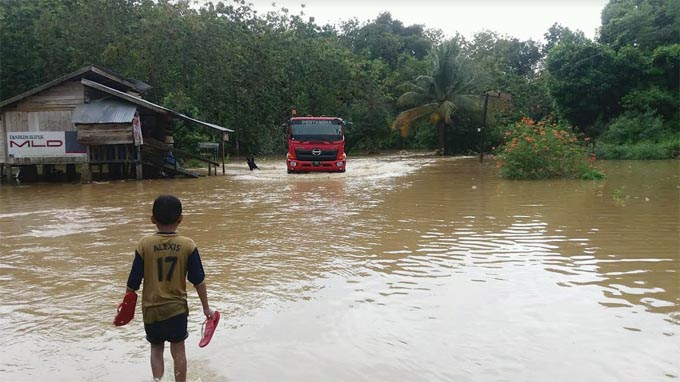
{"left": 0, "top": 155, "right": 678, "bottom": 381}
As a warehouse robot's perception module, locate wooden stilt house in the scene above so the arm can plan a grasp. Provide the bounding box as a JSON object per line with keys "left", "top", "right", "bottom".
{"left": 0, "top": 65, "right": 233, "bottom": 182}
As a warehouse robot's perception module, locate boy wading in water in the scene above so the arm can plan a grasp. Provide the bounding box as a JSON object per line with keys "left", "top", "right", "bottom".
{"left": 124, "top": 195, "right": 214, "bottom": 381}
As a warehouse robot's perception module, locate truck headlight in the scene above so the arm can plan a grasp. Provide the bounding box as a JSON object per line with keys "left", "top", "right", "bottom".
{"left": 336, "top": 161, "right": 344, "bottom": 167}
{"left": 290, "top": 161, "right": 297, "bottom": 167}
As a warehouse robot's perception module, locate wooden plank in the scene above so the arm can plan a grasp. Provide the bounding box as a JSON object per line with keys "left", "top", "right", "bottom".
{"left": 80, "top": 132, "right": 133, "bottom": 138}
{"left": 16, "top": 81, "right": 84, "bottom": 111}
{"left": 140, "top": 160, "right": 200, "bottom": 178}
{"left": 77, "top": 124, "right": 131, "bottom": 131}
{"left": 89, "top": 159, "right": 136, "bottom": 164}
{"left": 79, "top": 129, "right": 133, "bottom": 135}
{"left": 78, "top": 137, "right": 133, "bottom": 145}
{"left": 0, "top": 113, "right": 5, "bottom": 163}
{"left": 27, "top": 111, "right": 74, "bottom": 132}
{"left": 78, "top": 125, "right": 131, "bottom": 130}
{"left": 77, "top": 123, "right": 133, "bottom": 145}
{"left": 8, "top": 156, "right": 88, "bottom": 165}
{"left": 143, "top": 140, "right": 220, "bottom": 166}
{"left": 5, "top": 111, "right": 29, "bottom": 132}
{"left": 78, "top": 128, "right": 133, "bottom": 135}
{"left": 77, "top": 123, "right": 132, "bottom": 131}
{"left": 89, "top": 66, "right": 149, "bottom": 94}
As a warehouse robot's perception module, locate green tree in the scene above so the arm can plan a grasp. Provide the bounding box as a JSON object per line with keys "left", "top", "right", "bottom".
{"left": 5, "top": 0, "right": 556, "bottom": 156}
{"left": 596, "top": 0, "right": 679, "bottom": 145}
{"left": 599, "top": 0, "right": 680, "bottom": 52}
{"left": 542, "top": 23, "right": 588, "bottom": 55}
{"left": 0, "top": 0, "right": 44, "bottom": 98}
{"left": 546, "top": 39, "right": 619, "bottom": 139}
{"left": 341, "top": 12, "right": 438, "bottom": 67}
{"left": 468, "top": 31, "right": 551, "bottom": 128}
{"left": 392, "top": 40, "right": 479, "bottom": 154}
{"left": 468, "top": 31, "right": 542, "bottom": 78}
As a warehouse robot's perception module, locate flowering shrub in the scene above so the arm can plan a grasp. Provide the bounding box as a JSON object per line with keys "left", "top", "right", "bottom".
{"left": 495, "top": 117, "right": 604, "bottom": 180}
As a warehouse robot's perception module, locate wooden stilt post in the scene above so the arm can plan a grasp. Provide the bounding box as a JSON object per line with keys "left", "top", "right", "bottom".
{"left": 66, "top": 164, "right": 76, "bottom": 182}
{"left": 80, "top": 163, "right": 91, "bottom": 183}
{"left": 5, "top": 164, "right": 13, "bottom": 181}
{"left": 80, "top": 146, "right": 92, "bottom": 183}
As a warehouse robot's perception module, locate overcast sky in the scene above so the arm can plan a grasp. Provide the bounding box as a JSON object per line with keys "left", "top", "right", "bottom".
{"left": 242, "top": 0, "right": 609, "bottom": 43}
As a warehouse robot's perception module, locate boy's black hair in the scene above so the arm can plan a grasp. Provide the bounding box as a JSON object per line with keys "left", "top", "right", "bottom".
{"left": 152, "top": 195, "right": 182, "bottom": 225}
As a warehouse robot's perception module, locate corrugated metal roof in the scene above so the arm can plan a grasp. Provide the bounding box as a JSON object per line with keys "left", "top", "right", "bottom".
{"left": 71, "top": 99, "right": 137, "bottom": 124}
{"left": 81, "top": 79, "right": 234, "bottom": 133}
{"left": 90, "top": 65, "right": 152, "bottom": 93}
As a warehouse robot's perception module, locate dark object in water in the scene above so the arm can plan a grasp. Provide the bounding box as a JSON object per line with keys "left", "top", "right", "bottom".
{"left": 246, "top": 155, "right": 260, "bottom": 171}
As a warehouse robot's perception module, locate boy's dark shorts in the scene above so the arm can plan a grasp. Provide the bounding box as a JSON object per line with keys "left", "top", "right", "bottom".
{"left": 144, "top": 313, "right": 188, "bottom": 344}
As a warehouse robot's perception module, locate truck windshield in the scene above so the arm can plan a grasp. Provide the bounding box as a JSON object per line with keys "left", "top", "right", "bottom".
{"left": 290, "top": 119, "right": 343, "bottom": 141}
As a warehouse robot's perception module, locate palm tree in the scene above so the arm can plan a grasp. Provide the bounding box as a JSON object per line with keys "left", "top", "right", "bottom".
{"left": 392, "top": 40, "right": 478, "bottom": 155}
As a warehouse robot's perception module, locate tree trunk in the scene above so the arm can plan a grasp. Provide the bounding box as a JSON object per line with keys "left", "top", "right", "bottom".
{"left": 437, "top": 121, "right": 446, "bottom": 155}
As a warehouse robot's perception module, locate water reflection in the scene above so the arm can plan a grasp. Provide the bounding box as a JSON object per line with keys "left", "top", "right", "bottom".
{"left": 0, "top": 156, "right": 678, "bottom": 381}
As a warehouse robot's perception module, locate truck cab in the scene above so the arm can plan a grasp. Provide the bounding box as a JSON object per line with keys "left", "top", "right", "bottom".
{"left": 285, "top": 116, "right": 347, "bottom": 173}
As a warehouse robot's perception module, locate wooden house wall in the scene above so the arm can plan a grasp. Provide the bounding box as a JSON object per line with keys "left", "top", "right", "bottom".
{"left": 77, "top": 124, "right": 133, "bottom": 145}
{"left": 1, "top": 81, "right": 83, "bottom": 165}
{"left": 3, "top": 110, "right": 73, "bottom": 131}
{"left": 0, "top": 114, "right": 5, "bottom": 163}
{"left": 13, "top": 81, "right": 84, "bottom": 111}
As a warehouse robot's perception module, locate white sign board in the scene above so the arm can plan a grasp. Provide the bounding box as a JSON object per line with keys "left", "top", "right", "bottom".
{"left": 7, "top": 132, "right": 87, "bottom": 158}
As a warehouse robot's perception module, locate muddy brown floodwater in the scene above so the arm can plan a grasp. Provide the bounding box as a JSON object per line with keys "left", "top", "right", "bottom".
{"left": 0, "top": 155, "right": 678, "bottom": 382}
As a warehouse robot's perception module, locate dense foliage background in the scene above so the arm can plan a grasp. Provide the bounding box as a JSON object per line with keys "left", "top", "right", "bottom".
{"left": 1, "top": 0, "right": 677, "bottom": 158}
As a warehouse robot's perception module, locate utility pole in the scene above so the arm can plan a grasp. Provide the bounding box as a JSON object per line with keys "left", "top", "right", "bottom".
{"left": 479, "top": 91, "right": 502, "bottom": 163}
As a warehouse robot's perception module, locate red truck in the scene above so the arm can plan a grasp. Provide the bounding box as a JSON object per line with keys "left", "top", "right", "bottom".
{"left": 284, "top": 116, "right": 348, "bottom": 173}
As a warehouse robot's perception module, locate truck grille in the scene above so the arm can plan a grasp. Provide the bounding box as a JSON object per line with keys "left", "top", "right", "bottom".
{"left": 295, "top": 148, "right": 338, "bottom": 161}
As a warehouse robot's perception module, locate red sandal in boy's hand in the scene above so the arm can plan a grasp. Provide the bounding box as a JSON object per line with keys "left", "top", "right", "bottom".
{"left": 199, "top": 310, "right": 220, "bottom": 347}
{"left": 113, "top": 291, "right": 138, "bottom": 326}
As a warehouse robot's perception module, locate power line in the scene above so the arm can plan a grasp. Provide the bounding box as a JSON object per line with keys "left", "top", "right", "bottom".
{"left": 545, "top": 49, "right": 606, "bottom": 76}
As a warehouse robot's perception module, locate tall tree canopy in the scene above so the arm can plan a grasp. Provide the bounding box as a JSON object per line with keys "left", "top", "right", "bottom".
{"left": 546, "top": 0, "right": 679, "bottom": 141}
{"left": 1, "top": 0, "right": 674, "bottom": 156}
{"left": 341, "top": 12, "right": 439, "bottom": 67}
{"left": 599, "top": 0, "right": 680, "bottom": 52}
{"left": 546, "top": 39, "right": 619, "bottom": 138}
{"left": 392, "top": 40, "right": 479, "bottom": 154}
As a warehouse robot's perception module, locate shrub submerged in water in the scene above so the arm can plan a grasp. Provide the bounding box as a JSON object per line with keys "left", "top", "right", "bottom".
{"left": 495, "top": 117, "right": 604, "bottom": 180}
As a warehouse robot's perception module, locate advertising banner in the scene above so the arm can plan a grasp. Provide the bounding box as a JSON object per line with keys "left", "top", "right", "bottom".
{"left": 7, "top": 131, "right": 87, "bottom": 158}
